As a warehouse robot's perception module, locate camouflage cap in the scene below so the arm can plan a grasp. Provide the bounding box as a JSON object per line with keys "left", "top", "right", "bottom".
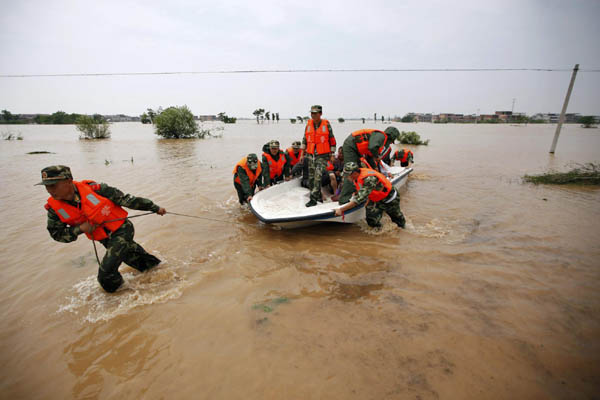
{"left": 384, "top": 126, "right": 400, "bottom": 141}
{"left": 310, "top": 105, "right": 322, "bottom": 113}
{"left": 269, "top": 140, "right": 280, "bottom": 149}
{"left": 291, "top": 141, "right": 301, "bottom": 149}
{"left": 343, "top": 161, "right": 360, "bottom": 175}
{"left": 35, "top": 165, "right": 73, "bottom": 185}
{"left": 247, "top": 153, "right": 259, "bottom": 169}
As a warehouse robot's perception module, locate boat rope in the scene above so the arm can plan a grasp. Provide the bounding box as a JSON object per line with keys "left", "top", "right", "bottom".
{"left": 89, "top": 210, "right": 252, "bottom": 268}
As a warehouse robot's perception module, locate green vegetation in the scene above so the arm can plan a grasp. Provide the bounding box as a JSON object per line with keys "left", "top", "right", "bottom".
{"left": 290, "top": 118, "right": 297, "bottom": 124}
{"left": 523, "top": 163, "right": 600, "bottom": 185}
{"left": 338, "top": 117, "right": 345, "bottom": 123}
{"left": 399, "top": 131, "right": 429, "bottom": 145}
{"left": 140, "top": 112, "right": 151, "bottom": 124}
{"left": 296, "top": 115, "right": 304, "bottom": 123}
{"left": 578, "top": 116, "right": 597, "bottom": 128}
{"left": 35, "top": 111, "right": 83, "bottom": 124}
{"left": 1, "top": 110, "right": 28, "bottom": 124}
{"left": 76, "top": 115, "right": 111, "bottom": 139}
{"left": 401, "top": 114, "right": 415, "bottom": 123}
{"left": 154, "top": 105, "right": 201, "bottom": 138}
{"left": 253, "top": 108, "right": 264, "bottom": 124}
{"left": 217, "top": 112, "right": 237, "bottom": 124}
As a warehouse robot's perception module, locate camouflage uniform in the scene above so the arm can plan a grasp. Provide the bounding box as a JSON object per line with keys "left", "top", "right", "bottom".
{"left": 302, "top": 116, "right": 335, "bottom": 204}
{"left": 234, "top": 154, "right": 263, "bottom": 204}
{"left": 339, "top": 127, "right": 399, "bottom": 204}
{"left": 351, "top": 174, "right": 405, "bottom": 229}
{"left": 46, "top": 181, "right": 162, "bottom": 292}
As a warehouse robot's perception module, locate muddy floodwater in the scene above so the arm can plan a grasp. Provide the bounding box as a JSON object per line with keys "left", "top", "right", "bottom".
{"left": 1, "top": 121, "right": 599, "bottom": 399}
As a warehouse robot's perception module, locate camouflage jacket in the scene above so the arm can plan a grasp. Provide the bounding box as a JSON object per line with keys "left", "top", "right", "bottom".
{"left": 46, "top": 182, "right": 160, "bottom": 243}
{"left": 351, "top": 175, "right": 388, "bottom": 205}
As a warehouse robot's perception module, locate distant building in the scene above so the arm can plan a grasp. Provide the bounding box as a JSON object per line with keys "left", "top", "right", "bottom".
{"left": 197, "top": 115, "right": 217, "bottom": 121}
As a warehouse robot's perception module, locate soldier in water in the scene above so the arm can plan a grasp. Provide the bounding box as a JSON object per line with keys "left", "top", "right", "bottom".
{"left": 37, "top": 165, "right": 166, "bottom": 293}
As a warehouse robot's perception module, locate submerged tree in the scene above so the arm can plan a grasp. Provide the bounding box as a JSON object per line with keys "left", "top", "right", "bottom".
{"left": 217, "top": 112, "right": 237, "bottom": 124}
{"left": 76, "top": 115, "right": 111, "bottom": 139}
{"left": 154, "top": 105, "right": 200, "bottom": 138}
{"left": 578, "top": 116, "right": 597, "bottom": 128}
{"left": 253, "top": 108, "right": 265, "bottom": 124}
{"left": 399, "top": 131, "right": 429, "bottom": 145}
{"left": 140, "top": 112, "right": 151, "bottom": 124}
{"left": 296, "top": 116, "right": 304, "bottom": 123}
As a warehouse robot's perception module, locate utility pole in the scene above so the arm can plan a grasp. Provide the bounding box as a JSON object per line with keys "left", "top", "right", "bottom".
{"left": 550, "top": 64, "right": 579, "bottom": 154}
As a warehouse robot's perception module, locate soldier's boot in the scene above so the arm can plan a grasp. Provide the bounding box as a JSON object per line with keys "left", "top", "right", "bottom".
{"left": 133, "top": 254, "right": 162, "bottom": 272}
{"left": 393, "top": 214, "right": 406, "bottom": 229}
{"left": 97, "top": 270, "right": 124, "bottom": 293}
{"left": 305, "top": 199, "right": 317, "bottom": 207}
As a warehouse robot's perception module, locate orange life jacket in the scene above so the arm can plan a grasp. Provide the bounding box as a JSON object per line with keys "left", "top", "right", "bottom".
{"left": 353, "top": 168, "right": 392, "bottom": 202}
{"left": 286, "top": 148, "right": 303, "bottom": 167}
{"left": 233, "top": 157, "right": 262, "bottom": 186}
{"left": 262, "top": 151, "right": 286, "bottom": 179}
{"left": 45, "top": 180, "right": 128, "bottom": 241}
{"left": 305, "top": 119, "right": 334, "bottom": 155}
{"left": 394, "top": 149, "right": 413, "bottom": 163}
{"left": 351, "top": 129, "right": 388, "bottom": 156}
{"left": 326, "top": 160, "right": 334, "bottom": 171}
{"left": 359, "top": 156, "right": 379, "bottom": 170}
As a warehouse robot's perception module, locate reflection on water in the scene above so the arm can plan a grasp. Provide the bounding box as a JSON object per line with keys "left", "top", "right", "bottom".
{"left": 1, "top": 122, "right": 599, "bottom": 399}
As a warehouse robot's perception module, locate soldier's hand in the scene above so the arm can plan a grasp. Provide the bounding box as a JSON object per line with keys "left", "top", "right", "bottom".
{"left": 79, "top": 222, "right": 95, "bottom": 234}
{"left": 156, "top": 207, "right": 166, "bottom": 216}
{"left": 284, "top": 176, "right": 291, "bottom": 181}
{"left": 247, "top": 196, "right": 253, "bottom": 202}
{"left": 334, "top": 208, "right": 342, "bottom": 217}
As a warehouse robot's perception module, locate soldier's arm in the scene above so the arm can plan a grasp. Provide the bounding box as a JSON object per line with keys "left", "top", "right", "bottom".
{"left": 328, "top": 122, "right": 336, "bottom": 152}
{"left": 46, "top": 208, "right": 81, "bottom": 243}
{"left": 283, "top": 153, "right": 291, "bottom": 177}
{"left": 351, "top": 176, "right": 378, "bottom": 205}
{"left": 236, "top": 166, "right": 253, "bottom": 197}
{"left": 261, "top": 155, "right": 271, "bottom": 186}
{"left": 95, "top": 183, "right": 160, "bottom": 212}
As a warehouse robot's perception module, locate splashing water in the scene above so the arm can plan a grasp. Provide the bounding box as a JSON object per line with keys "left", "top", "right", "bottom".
{"left": 57, "top": 262, "right": 186, "bottom": 323}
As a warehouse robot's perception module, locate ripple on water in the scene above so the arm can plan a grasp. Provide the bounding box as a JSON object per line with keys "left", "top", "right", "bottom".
{"left": 57, "top": 260, "right": 186, "bottom": 323}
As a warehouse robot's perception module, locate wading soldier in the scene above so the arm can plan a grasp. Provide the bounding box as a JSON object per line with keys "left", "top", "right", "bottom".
{"left": 334, "top": 162, "right": 405, "bottom": 229}
{"left": 338, "top": 126, "right": 400, "bottom": 204}
{"left": 233, "top": 153, "right": 263, "bottom": 204}
{"left": 391, "top": 148, "right": 414, "bottom": 167}
{"left": 37, "top": 165, "right": 166, "bottom": 293}
{"left": 302, "top": 105, "right": 336, "bottom": 207}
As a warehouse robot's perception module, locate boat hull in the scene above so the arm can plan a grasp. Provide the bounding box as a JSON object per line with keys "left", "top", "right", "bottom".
{"left": 250, "top": 167, "right": 412, "bottom": 229}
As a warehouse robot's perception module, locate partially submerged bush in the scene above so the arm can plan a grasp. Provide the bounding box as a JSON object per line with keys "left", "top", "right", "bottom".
{"left": 523, "top": 163, "right": 600, "bottom": 185}
{"left": 76, "top": 115, "right": 111, "bottom": 139}
{"left": 154, "top": 106, "right": 200, "bottom": 138}
{"left": 1, "top": 130, "right": 23, "bottom": 140}
{"left": 399, "top": 131, "right": 429, "bottom": 145}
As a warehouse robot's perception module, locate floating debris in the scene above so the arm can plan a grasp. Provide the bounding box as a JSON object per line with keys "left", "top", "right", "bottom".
{"left": 27, "top": 151, "right": 54, "bottom": 154}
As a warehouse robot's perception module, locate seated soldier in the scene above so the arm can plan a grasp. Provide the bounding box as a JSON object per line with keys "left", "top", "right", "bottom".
{"left": 262, "top": 140, "right": 290, "bottom": 186}
{"left": 285, "top": 141, "right": 304, "bottom": 176}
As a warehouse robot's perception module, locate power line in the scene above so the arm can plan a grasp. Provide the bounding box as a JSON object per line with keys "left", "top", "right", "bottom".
{"left": 1, "top": 67, "right": 599, "bottom": 78}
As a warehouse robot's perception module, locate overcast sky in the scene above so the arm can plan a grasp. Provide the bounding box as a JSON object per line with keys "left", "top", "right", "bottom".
{"left": 1, "top": 0, "right": 599, "bottom": 117}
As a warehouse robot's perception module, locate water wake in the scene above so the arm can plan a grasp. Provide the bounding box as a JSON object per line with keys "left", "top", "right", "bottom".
{"left": 57, "top": 261, "right": 186, "bottom": 323}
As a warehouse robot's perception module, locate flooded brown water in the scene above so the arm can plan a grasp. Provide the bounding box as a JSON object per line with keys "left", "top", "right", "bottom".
{"left": 1, "top": 121, "right": 599, "bottom": 399}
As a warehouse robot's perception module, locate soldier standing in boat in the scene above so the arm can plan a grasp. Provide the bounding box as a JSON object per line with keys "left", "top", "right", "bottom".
{"left": 37, "top": 165, "right": 166, "bottom": 293}
{"left": 302, "top": 105, "right": 336, "bottom": 207}
{"left": 334, "top": 162, "right": 406, "bottom": 229}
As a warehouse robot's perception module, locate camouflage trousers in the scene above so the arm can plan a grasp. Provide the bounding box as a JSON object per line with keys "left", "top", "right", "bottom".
{"left": 339, "top": 141, "right": 361, "bottom": 204}
{"left": 366, "top": 190, "right": 406, "bottom": 228}
{"left": 96, "top": 220, "right": 161, "bottom": 292}
{"left": 307, "top": 154, "right": 329, "bottom": 202}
